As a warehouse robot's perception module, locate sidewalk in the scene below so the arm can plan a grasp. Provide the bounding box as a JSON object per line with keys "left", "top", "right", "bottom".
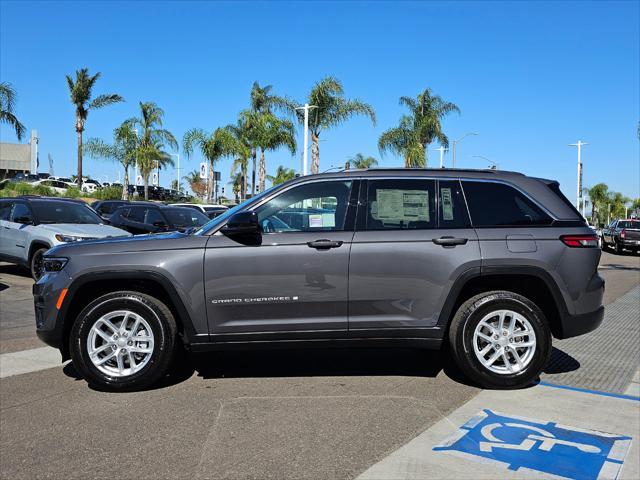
{"left": 357, "top": 383, "right": 639, "bottom": 480}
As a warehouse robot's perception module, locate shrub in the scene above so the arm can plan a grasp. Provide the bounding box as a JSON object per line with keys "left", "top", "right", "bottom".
{"left": 32, "top": 184, "right": 55, "bottom": 196}
{"left": 13, "top": 182, "right": 35, "bottom": 195}
{"left": 94, "top": 185, "right": 123, "bottom": 200}
{"left": 63, "top": 186, "right": 84, "bottom": 198}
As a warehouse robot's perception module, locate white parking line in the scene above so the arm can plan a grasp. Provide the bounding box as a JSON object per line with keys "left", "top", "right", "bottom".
{"left": 0, "top": 346, "right": 64, "bottom": 378}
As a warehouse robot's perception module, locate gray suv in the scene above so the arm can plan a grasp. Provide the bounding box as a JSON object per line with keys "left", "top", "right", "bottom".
{"left": 33, "top": 169, "right": 604, "bottom": 391}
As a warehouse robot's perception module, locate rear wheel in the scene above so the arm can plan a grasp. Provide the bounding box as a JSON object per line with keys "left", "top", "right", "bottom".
{"left": 30, "top": 247, "right": 48, "bottom": 280}
{"left": 70, "top": 291, "right": 177, "bottom": 391}
{"left": 448, "top": 291, "right": 551, "bottom": 389}
{"left": 615, "top": 240, "right": 623, "bottom": 254}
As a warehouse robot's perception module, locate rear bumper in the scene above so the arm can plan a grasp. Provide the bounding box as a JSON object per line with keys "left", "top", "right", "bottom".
{"left": 556, "top": 273, "right": 605, "bottom": 339}
{"left": 558, "top": 305, "right": 605, "bottom": 339}
{"left": 621, "top": 239, "right": 640, "bottom": 248}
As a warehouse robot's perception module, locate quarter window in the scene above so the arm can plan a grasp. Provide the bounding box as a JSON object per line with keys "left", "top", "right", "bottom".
{"left": 438, "top": 180, "right": 470, "bottom": 228}
{"left": 256, "top": 181, "right": 353, "bottom": 233}
{"left": 462, "top": 181, "right": 552, "bottom": 227}
{"left": 364, "top": 179, "right": 436, "bottom": 230}
{"left": 0, "top": 202, "right": 12, "bottom": 221}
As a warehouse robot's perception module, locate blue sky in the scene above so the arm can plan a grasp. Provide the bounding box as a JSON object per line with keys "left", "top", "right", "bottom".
{"left": 1, "top": 0, "right": 638, "bottom": 201}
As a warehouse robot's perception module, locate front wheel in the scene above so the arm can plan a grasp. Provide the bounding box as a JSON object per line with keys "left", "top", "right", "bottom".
{"left": 70, "top": 291, "right": 177, "bottom": 391}
{"left": 448, "top": 291, "right": 551, "bottom": 389}
{"left": 30, "top": 247, "right": 48, "bottom": 280}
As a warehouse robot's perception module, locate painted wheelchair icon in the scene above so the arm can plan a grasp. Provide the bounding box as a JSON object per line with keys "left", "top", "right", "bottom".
{"left": 434, "top": 410, "right": 632, "bottom": 480}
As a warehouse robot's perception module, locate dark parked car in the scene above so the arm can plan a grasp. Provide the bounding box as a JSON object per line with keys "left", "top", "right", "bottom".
{"left": 108, "top": 203, "right": 209, "bottom": 234}
{"left": 90, "top": 200, "right": 140, "bottom": 222}
{"left": 601, "top": 219, "right": 640, "bottom": 254}
{"left": 34, "top": 169, "right": 604, "bottom": 391}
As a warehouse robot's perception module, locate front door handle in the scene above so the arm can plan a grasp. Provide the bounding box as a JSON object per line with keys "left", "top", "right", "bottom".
{"left": 432, "top": 236, "right": 468, "bottom": 247}
{"left": 307, "top": 239, "right": 343, "bottom": 250}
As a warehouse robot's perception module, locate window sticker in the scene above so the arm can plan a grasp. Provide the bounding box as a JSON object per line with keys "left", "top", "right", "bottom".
{"left": 308, "top": 214, "right": 323, "bottom": 228}
{"left": 441, "top": 188, "right": 454, "bottom": 220}
{"left": 375, "top": 189, "right": 429, "bottom": 222}
{"left": 321, "top": 213, "right": 335, "bottom": 228}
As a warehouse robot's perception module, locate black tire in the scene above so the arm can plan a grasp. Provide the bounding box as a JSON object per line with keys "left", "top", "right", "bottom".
{"left": 448, "top": 291, "right": 552, "bottom": 389}
{"left": 30, "top": 247, "right": 48, "bottom": 281}
{"left": 615, "top": 239, "right": 623, "bottom": 254}
{"left": 601, "top": 237, "right": 608, "bottom": 251}
{"left": 70, "top": 291, "right": 177, "bottom": 391}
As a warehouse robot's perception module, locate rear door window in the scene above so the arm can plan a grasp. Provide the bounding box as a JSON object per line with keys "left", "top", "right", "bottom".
{"left": 462, "top": 181, "right": 552, "bottom": 227}
{"left": 364, "top": 179, "right": 436, "bottom": 230}
{"left": 127, "top": 207, "right": 146, "bottom": 223}
{"left": 10, "top": 203, "right": 33, "bottom": 223}
{"left": 0, "top": 201, "right": 13, "bottom": 221}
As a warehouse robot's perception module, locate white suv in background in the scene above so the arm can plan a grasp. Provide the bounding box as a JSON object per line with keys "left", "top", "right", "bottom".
{"left": 0, "top": 197, "right": 131, "bottom": 279}
{"left": 168, "top": 203, "right": 229, "bottom": 219}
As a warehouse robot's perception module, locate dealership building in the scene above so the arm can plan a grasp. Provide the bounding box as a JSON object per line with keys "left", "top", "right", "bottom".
{"left": 0, "top": 130, "right": 38, "bottom": 179}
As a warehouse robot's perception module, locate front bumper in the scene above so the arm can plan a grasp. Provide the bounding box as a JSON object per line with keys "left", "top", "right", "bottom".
{"left": 33, "top": 271, "right": 71, "bottom": 351}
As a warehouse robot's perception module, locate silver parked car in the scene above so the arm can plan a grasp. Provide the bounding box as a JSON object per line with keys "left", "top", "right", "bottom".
{"left": 0, "top": 197, "right": 131, "bottom": 279}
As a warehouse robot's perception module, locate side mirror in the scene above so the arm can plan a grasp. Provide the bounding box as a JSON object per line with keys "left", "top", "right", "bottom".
{"left": 221, "top": 211, "right": 261, "bottom": 236}
{"left": 14, "top": 216, "right": 33, "bottom": 225}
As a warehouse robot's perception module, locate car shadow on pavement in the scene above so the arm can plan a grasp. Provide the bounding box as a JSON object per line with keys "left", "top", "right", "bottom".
{"left": 0, "top": 263, "right": 31, "bottom": 278}
{"left": 543, "top": 347, "right": 581, "bottom": 374}
{"left": 64, "top": 347, "right": 478, "bottom": 391}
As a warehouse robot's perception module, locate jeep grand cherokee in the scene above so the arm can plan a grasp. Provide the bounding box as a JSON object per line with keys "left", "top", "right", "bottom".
{"left": 33, "top": 169, "right": 604, "bottom": 391}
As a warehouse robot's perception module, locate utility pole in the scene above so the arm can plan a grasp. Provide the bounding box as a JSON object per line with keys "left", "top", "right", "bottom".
{"left": 295, "top": 103, "right": 317, "bottom": 175}
{"left": 569, "top": 140, "right": 589, "bottom": 213}
{"left": 451, "top": 132, "right": 478, "bottom": 168}
{"left": 435, "top": 146, "right": 448, "bottom": 168}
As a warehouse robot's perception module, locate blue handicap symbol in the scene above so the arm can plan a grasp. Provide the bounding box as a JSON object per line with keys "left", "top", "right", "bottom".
{"left": 433, "top": 410, "right": 632, "bottom": 480}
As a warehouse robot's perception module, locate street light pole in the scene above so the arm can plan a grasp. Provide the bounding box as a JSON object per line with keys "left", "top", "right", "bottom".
{"left": 295, "top": 103, "right": 317, "bottom": 175}
{"left": 133, "top": 128, "right": 139, "bottom": 185}
{"left": 569, "top": 140, "right": 589, "bottom": 213}
{"left": 435, "top": 146, "right": 448, "bottom": 168}
{"left": 452, "top": 132, "right": 478, "bottom": 168}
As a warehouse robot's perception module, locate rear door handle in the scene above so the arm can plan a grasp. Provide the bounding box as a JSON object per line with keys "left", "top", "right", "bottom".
{"left": 307, "top": 239, "right": 343, "bottom": 250}
{"left": 432, "top": 236, "right": 468, "bottom": 247}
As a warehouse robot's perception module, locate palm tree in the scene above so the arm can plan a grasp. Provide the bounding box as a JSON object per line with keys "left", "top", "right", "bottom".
{"left": 250, "top": 81, "right": 295, "bottom": 115}
{"left": 84, "top": 120, "right": 138, "bottom": 200}
{"left": 129, "top": 102, "right": 178, "bottom": 199}
{"left": 254, "top": 114, "right": 296, "bottom": 192}
{"left": 228, "top": 172, "right": 244, "bottom": 203}
{"left": 585, "top": 183, "right": 609, "bottom": 225}
{"left": 608, "top": 191, "right": 631, "bottom": 220}
{"left": 183, "top": 170, "right": 206, "bottom": 200}
{"left": 0, "top": 82, "right": 26, "bottom": 140}
{"left": 248, "top": 82, "right": 297, "bottom": 193}
{"left": 183, "top": 127, "right": 237, "bottom": 203}
{"left": 66, "top": 68, "right": 124, "bottom": 186}
{"left": 266, "top": 166, "right": 297, "bottom": 186}
{"left": 379, "top": 88, "right": 459, "bottom": 167}
{"left": 296, "top": 77, "right": 376, "bottom": 174}
{"left": 348, "top": 153, "right": 378, "bottom": 169}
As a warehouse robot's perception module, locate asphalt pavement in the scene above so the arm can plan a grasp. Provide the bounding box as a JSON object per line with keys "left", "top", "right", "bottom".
{"left": 0, "top": 250, "right": 638, "bottom": 479}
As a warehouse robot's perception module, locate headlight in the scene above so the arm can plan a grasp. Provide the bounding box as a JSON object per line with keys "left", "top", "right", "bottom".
{"left": 43, "top": 257, "right": 68, "bottom": 272}
{"left": 55, "top": 234, "right": 96, "bottom": 242}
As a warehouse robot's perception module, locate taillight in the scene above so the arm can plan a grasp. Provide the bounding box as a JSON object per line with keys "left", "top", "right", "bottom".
{"left": 560, "top": 234, "right": 599, "bottom": 248}
{"left": 620, "top": 229, "right": 626, "bottom": 239}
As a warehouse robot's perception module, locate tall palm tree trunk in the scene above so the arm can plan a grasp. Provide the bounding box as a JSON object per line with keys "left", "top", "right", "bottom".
{"left": 311, "top": 132, "right": 320, "bottom": 174}
{"left": 251, "top": 148, "right": 257, "bottom": 196}
{"left": 259, "top": 148, "right": 266, "bottom": 192}
{"left": 76, "top": 125, "right": 83, "bottom": 187}
{"left": 207, "top": 159, "right": 214, "bottom": 203}
{"left": 144, "top": 177, "right": 149, "bottom": 200}
{"left": 123, "top": 168, "right": 130, "bottom": 200}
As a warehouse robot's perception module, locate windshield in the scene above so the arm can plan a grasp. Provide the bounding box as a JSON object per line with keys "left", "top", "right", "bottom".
{"left": 618, "top": 221, "right": 639, "bottom": 228}
{"left": 164, "top": 208, "right": 209, "bottom": 228}
{"left": 193, "top": 185, "right": 279, "bottom": 235}
{"left": 32, "top": 201, "right": 103, "bottom": 224}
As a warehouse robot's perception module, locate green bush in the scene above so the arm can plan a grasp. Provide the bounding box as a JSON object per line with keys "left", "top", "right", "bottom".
{"left": 94, "top": 185, "right": 123, "bottom": 200}
{"left": 13, "top": 182, "right": 36, "bottom": 195}
{"left": 32, "top": 184, "right": 55, "bottom": 196}
{"left": 63, "top": 186, "right": 84, "bottom": 198}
